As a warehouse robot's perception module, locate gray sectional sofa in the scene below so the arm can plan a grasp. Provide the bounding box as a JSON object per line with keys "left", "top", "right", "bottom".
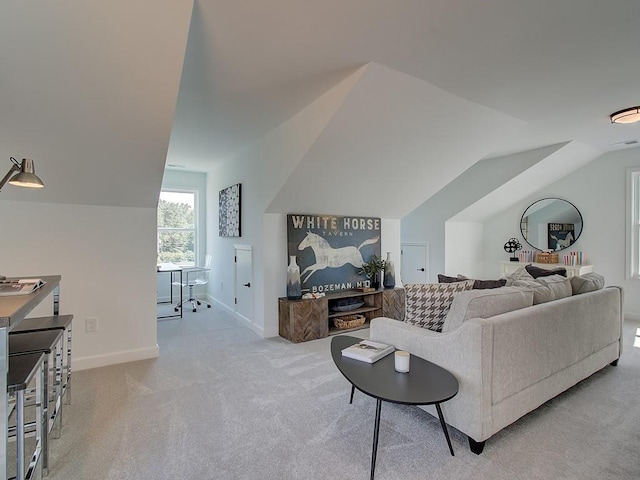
{"left": 370, "top": 279, "right": 624, "bottom": 454}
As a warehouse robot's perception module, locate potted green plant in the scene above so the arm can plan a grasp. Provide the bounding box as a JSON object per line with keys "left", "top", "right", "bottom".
{"left": 359, "top": 254, "right": 386, "bottom": 289}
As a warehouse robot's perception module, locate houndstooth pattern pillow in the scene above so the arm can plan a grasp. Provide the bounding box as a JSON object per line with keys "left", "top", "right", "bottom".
{"left": 404, "top": 281, "right": 474, "bottom": 332}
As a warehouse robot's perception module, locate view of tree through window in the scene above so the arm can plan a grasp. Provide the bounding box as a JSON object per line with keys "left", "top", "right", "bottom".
{"left": 157, "top": 191, "right": 196, "bottom": 266}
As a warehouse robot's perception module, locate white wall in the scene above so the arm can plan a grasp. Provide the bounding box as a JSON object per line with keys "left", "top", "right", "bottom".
{"left": 445, "top": 221, "right": 484, "bottom": 277}
{"left": 481, "top": 147, "right": 640, "bottom": 316}
{"left": 0, "top": 201, "right": 158, "bottom": 370}
{"left": 205, "top": 71, "right": 368, "bottom": 336}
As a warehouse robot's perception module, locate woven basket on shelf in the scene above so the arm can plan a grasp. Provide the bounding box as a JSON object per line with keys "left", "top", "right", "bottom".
{"left": 535, "top": 252, "right": 559, "bottom": 264}
{"left": 333, "top": 314, "right": 366, "bottom": 330}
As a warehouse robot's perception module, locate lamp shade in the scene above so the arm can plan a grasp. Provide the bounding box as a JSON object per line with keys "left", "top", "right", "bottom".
{"left": 610, "top": 106, "right": 640, "bottom": 124}
{"left": 8, "top": 158, "right": 44, "bottom": 188}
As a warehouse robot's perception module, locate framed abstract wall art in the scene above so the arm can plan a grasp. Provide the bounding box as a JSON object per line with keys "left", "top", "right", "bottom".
{"left": 219, "top": 183, "right": 241, "bottom": 237}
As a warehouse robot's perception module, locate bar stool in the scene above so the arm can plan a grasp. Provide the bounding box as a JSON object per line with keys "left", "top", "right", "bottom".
{"left": 9, "top": 330, "right": 64, "bottom": 477}
{"left": 10, "top": 315, "right": 73, "bottom": 405}
{"left": 8, "top": 352, "right": 46, "bottom": 480}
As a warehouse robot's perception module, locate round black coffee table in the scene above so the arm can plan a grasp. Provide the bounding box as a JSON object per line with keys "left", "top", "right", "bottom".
{"left": 331, "top": 335, "right": 459, "bottom": 480}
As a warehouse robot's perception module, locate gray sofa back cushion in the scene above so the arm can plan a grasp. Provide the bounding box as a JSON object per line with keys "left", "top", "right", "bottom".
{"left": 511, "top": 274, "right": 572, "bottom": 304}
{"left": 570, "top": 272, "right": 605, "bottom": 295}
{"left": 442, "top": 287, "right": 534, "bottom": 333}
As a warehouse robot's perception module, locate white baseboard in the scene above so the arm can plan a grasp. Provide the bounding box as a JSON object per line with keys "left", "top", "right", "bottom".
{"left": 210, "top": 296, "right": 264, "bottom": 337}
{"left": 625, "top": 312, "right": 640, "bottom": 322}
{"left": 73, "top": 345, "right": 159, "bottom": 371}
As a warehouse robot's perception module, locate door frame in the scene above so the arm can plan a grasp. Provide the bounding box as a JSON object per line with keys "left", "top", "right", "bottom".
{"left": 401, "top": 242, "right": 429, "bottom": 284}
{"left": 234, "top": 244, "right": 253, "bottom": 324}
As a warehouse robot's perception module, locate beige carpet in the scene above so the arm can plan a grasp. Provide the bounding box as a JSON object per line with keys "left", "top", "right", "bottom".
{"left": 40, "top": 304, "right": 640, "bottom": 479}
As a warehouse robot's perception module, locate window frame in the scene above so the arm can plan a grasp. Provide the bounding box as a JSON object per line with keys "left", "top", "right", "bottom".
{"left": 626, "top": 168, "right": 640, "bottom": 279}
{"left": 157, "top": 188, "right": 199, "bottom": 267}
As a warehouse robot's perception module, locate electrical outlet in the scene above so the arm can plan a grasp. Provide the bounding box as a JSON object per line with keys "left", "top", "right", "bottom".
{"left": 220, "top": 281, "right": 224, "bottom": 290}
{"left": 86, "top": 317, "right": 98, "bottom": 333}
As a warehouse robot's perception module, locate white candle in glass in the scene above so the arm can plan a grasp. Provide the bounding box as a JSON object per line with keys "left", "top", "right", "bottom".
{"left": 394, "top": 351, "right": 410, "bottom": 373}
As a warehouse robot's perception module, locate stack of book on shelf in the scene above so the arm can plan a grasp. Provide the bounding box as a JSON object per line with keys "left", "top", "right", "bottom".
{"left": 517, "top": 250, "right": 535, "bottom": 263}
{"left": 564, "top": 251, "right": 586, "bottom": 266}
{"left": 341, "top": 340, "right": 394, "bottom": 363}
{"left": 0, "top": 278, "right": 46, "bottom": 296}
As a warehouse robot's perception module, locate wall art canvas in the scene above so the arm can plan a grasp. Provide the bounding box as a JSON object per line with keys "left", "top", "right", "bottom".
{"left": 219, "top": 183, "right": 241, "bottom": 237}
{"left": 287, "top": 214, "right": 381, "bottom": 294}
{"left": 547, "top": 223, "right": 574, "bottom": 251}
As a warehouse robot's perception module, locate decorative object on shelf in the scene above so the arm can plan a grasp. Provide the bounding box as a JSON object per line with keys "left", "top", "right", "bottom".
{"left": 286, "top": 255, "right": 302, "bottom": 300}
{"left": 517, "top": 250, "right": 535, "bottom": 263}
{"left": 383, "top": 252, "right": 396, "bottom": 289}
{"left": 564, "top": 251, "right": 586, "bottom": 266}
{"left": 520, "top": 198, "right": 583, "bottom": 251}
{"left": 535, "top": 252, "right": 559, "bottom": 264}
{"left": 330, "top": 297, "right": 364, "bottom": 312}
{"left": 301, "top": 292, "right": 325, "bottom": 299}
{"left": 610, "top": 106, "right": 640, "bottom": 124}
{"left": 0, "top": 157, "right": 44, "bottom": 192}
{"left": 219, "top": 183, "right": 241, "bottom": 237}
{"left": 333, "top": 314, "right": 366, "bottom": 330}
{"left": 503, "top": 238, "right": 522, "bottom": 262}
{"left": 359, "top": 254, "right": 385, "bottom": 289}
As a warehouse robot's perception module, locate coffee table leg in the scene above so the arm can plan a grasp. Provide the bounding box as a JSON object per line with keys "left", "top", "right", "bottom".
{"left": 370, "top": 399, "right": 382, "bottom": 480}
{"left": 435, "top": 403, "right": 454, "bottom": 456}
{"left": 349, "top": 384, "right": 355, "bottom": 404}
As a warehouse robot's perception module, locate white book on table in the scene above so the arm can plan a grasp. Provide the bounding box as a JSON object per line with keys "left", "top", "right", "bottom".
{"left": 341, "top": 340, "right": 394, "bottom": 363}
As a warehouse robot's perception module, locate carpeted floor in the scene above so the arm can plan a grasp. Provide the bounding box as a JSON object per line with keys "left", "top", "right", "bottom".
{"left": 41, "top": 304, "right": 640, "bottom": 479}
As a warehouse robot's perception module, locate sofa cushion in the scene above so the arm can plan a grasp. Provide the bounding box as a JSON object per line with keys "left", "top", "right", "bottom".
{"left": 404, "top": 281, "right": 474, "bottom": 332}
{"left": 442, "top": 287, "right": 534, "bottom": 332}
{"left": 437, "top": 274, "right": 461, "bottom": 284}
{"left": 504, "top": 267, "right": 534, "bottom": 285}
{"left": 511, "top": 274, "right": 572, "bottom": 304}
{"left": 525, "top": 264, "right": 567, "bottom": 278}
{"left": 473, "top": 279, "right": 507, "bottom": 289}
{"left": 570, "top": 272, "right": 605, "bottom": 295}
{"left": 438, "top": 273, "right": 506, "bottom": 289}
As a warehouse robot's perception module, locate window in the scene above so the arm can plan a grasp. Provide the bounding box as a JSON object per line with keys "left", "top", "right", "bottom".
{"left": 157, "top": 190, "right": 197, "bottom": 266}
{"left": 628, "top": 168, "right": 640, "bottom": 279}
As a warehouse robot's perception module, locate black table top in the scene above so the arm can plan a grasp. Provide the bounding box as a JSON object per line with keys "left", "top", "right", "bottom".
{"left": 331, "top": 335, "right": 459, "bottom": 405}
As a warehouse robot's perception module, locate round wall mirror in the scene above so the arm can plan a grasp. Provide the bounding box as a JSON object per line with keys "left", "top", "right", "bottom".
{"left": 520, "top": 198, "right": 583, "bottom": 251}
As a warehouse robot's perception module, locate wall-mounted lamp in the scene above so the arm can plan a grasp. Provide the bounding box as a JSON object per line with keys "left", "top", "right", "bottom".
{"left": 610, "top": 106, "right": 640, "bottom": 124}
{"left": 0, "top": 157, "right": 45, "bottom": 192}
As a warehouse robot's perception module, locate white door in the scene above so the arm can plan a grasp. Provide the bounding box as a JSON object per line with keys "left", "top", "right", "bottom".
{"left": 401, "top": 243, "right": 429, "bottom": 284}
{"left": 234, "top": 245, "right": 253, "bottom": 322}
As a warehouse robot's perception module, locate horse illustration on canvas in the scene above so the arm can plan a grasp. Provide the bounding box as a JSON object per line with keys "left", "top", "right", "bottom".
{"left": 298, "top": 231, "right": 379, "bottom": 282}
{"left": 549, "top": 231, "right": 574, "bottom": 250}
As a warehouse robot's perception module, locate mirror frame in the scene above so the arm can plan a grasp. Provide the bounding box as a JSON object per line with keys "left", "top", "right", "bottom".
{"left": 519, "top": 198, "right": 583, "bottom": 252}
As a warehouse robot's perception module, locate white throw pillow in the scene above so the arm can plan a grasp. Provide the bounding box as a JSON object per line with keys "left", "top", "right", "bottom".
{"left": 504, "top": 266, "right": 534, "bottom": 286}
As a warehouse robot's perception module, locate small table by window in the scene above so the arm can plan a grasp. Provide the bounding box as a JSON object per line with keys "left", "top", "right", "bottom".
{"left": 157, "top": 264, "right": 182, "bottom": 319}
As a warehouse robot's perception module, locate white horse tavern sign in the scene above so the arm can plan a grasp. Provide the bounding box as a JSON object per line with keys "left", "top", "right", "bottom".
{"left": 287, "top": 214, "right": 381, "bottom": 294}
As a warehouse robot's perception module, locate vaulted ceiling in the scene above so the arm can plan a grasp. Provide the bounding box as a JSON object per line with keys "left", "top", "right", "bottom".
{"left": 2, "top": 1, "right": 640, "bottom": 214}
{"left": 170, "top": 0, "right": 640, "bottom": 173}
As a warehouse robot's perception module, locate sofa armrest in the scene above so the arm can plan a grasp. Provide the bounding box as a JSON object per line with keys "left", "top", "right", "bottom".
{"left": 370, "top": 317, "right": 494, "bottom": 441}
